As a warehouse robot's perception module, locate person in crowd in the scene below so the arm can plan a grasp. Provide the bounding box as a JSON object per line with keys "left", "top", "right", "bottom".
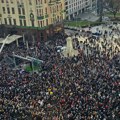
{"left": 0, "top": 23, "right": 120, "bottom": 120}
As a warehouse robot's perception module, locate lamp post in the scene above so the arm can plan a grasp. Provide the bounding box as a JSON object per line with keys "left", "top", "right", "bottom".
{"left": 99, "top": 0, "right": 103, "bottom": 22}
{"left": 97, "top": 0, "right": 103, "bottom": 22}
{"left": 75, "top": 14, "right": 77, "bottom": 28}
{"left": 13, "top": 52, "right": 16, "bottom": 68}
{"left": 23, "top": 34, "right": 25, "bottom": 45}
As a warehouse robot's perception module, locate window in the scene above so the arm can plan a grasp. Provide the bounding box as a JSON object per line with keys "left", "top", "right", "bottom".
{"left": 22, "top": 8, "right": 25, "bottom": 15}
{"left": 12, "top": 8, "right": 15, "bottom": 14}
{"left": 10, "top": 0, "right": 13, "bottom": 3}
{"left": 23, "top": 20, "right": 26, "bottom": 26}
{"left": 45, "top": 7, "right": 47, "bottom": 14}
{"left": 18, "top": 8, "right": 21, "bottom": 14}
{"left": 29, "top": 0, "right": 32, "bottom": 5}
{"left": 7, "top": 7, "right": 10, "bottom": 14}
{"left": 36, "top": 0, "right": 37, "bottom": 4}
{"left": 2, "top": 7, "right": 5, "bottom": 14}
{"left": 20, "top": 19, "right": 22, "bottom": 26}
{"left": 40, "top": 21, "right": 42, "bottom": 27}
{"left": 4, "top": 18, "right": 7, "bottom": 24}
{"left": 46, "top": 19, "right": 48, "bottom": 26}
{"left": 9, "top": 18, "right": 12, "bottom": 25}
{"left": 13, "top": 19, "right": 16, "bottom": 25}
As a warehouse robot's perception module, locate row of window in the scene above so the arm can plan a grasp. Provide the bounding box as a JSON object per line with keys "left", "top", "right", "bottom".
{"left": 2, "top": 7, "right": 25, "bottom": 15}
{"left": 38, "top": 19, "right": 48, "bottom": 27}
{"left": 4, "top": 18, "right": 49, "bottom": 27}
{"left": 3, "top": 16, "right": 63, "bottom": 27}
{"left": 1, "top": 0, "right": 62, "bottom": 7}
{"left": 66, "top": 1, "right": 89, "bottom": 7}
{"left": 19, "top": 19, "right": 27, "bottom": 26}
{"left": 36, "top": 0, "right": 47, "bottom": 4}
{"left": 18, "top": 8, "right": 25, "bottom": 15}
{"left": 4, "top": 18, "right": 31, "bottom": 27}
{"left": 1, "top": 0, "right": 13, "bottom": 3}
{"left": 66, "top": 2, "right": 89, "bottom": 11}
{"left": 2, "top": 6, "right": 63, "bottom": 16}
{"left": 2, "top": 7, "right": 15, "bottom": 14}
{"left": 51, "top": 15, "right": 63, "bottom": 23}
{"left": 1, "top": 0, "right": 47, "bottom": 4}
{"left": 4, "top": 18, "right": 16, "bottom": 25}
{"left": 38, "top": 17, "right": 62, "bottom": 28}
{"left": 68, "top": 5, "right": 89, "bottom": 14}
{"left": 50, "top": 4, "right": 62, "bottom": 13}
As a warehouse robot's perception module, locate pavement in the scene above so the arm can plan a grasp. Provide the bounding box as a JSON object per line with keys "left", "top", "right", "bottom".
{"left": 78, "top": 12, "right": 99, "bottom": 22}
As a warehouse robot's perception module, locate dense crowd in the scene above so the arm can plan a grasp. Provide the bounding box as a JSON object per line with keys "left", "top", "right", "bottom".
{"left": 0, "top": 24, "right": 120, "bottom": 120}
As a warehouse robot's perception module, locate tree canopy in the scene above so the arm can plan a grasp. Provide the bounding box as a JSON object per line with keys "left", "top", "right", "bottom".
{"left": 105, "top": 0, "right": 120, "bottom": 17}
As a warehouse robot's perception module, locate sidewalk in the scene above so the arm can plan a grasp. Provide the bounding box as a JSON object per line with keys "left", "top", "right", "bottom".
{"left": 78, "top": 12, "right": 99, "bottom": 22}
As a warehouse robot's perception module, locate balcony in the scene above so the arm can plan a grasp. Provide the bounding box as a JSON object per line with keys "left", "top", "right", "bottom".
{"left": 37, "top": 16, "right": 44, "bottom": 20}
{"left": 19, "top": 16, "right": 25, "bottom": 19}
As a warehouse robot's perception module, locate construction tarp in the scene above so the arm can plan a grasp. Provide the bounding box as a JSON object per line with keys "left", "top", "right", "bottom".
{"left": 0, "top": 35, "right": 22, "bottom": 44}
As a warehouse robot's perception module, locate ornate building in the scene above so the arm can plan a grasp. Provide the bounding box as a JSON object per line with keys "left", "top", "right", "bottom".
{"left": 0, "top": 0, "right": 65, "bottom": 41}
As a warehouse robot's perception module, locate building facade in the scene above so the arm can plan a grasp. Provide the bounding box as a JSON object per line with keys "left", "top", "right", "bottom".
{"left": 65, "top": 0, "right": 96, "bottom": 20}
{"left": 0, "top": 0, "right": 65, "bottom": 41}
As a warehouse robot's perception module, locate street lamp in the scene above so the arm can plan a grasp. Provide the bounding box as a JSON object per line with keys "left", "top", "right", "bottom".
{"left": 96, "top": 0, "right": 103, "bottom": 22}
{"left": 75, "top": 14, "right": 77, "bottom": 28}
{"left": 13, "top": 52, "right": 16, "bottom": 68}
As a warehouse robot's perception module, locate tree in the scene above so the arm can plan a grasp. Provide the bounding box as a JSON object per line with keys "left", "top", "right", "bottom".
{"left": 104, "top": 0, "right": 120, "bottom": 18}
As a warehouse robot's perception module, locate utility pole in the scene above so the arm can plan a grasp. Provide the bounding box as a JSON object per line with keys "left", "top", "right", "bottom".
{"left": 99, "top": 0, "right": 103, "bottom": 22}
{"left": 97, "top": 0, "right": 103, "bottom": 22}
{"left": 13, "top": 52, "right": 16, "bottom": 68}
{"left": 96, "top": 0, "right": 103, "bottom": 22}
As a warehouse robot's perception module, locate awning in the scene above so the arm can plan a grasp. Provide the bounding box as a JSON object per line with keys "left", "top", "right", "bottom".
{"left": 0, "top": 35, "right": 22, "bottom": 44}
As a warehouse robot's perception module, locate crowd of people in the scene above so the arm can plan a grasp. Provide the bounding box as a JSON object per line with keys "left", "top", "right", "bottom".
{"left": 0, "top": 23, "right": 120, "bottom": 120}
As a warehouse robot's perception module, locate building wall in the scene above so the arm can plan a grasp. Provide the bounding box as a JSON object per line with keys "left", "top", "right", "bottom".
{"left": 65, "top": 0, "right": 96, "bottom": 20}
{"left": 0, "top": 0, "right": 65, "bottom": 26}
{"left": 0, "top": 0, "right": 65, "bottom": 41}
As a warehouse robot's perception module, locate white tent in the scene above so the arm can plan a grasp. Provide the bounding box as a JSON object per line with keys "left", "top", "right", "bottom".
{"left": 0, "top": 35, "right": 22, "bottom": 53}
{"left": 0, "top": 35, "right": 22, "bottom": 44}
